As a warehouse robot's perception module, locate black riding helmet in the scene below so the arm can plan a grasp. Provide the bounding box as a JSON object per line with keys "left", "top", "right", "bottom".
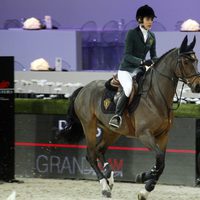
{"left": 136, "top": 5, "right": 157, "bottom": 22}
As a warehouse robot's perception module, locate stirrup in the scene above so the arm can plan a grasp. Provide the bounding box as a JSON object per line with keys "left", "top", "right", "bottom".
{"left": 109, "top": 115, "right": 122, "bottom": 128}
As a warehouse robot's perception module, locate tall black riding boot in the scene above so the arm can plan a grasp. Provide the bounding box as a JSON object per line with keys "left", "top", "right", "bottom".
{"left": 109, "top": 93, "right": 129, "bottom": 128}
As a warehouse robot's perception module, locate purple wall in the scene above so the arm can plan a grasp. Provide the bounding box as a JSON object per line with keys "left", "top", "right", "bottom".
{"left": 0, "top": 0, "right": 199, "bottom": 30}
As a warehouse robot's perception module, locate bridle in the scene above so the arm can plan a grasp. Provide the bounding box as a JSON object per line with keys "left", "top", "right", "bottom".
{"left": 176, "top": 50, "right": 200, "bottom": 84}
{"left": 154, "top": 49, "right": 199, "bottom": 83}
{"left": 152, "top": 48, "right": 199, "bottom": 111}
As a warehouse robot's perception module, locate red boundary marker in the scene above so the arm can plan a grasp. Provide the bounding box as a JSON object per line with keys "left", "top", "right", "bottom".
{"left": 15, "top": 142, "right": 196, "bottom": 154}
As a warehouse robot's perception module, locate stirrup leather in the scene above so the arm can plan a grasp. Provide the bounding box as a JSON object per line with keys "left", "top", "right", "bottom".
{"left": 109, "top": 114, "right": 122, "bottom": 128}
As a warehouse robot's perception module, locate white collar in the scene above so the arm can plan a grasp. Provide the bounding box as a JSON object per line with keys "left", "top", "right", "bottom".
{"left": 139, "top": 25, "right": 148, "bottom": 34}
{"left": 139, "top": 25, "right": 148, "bottom": 42}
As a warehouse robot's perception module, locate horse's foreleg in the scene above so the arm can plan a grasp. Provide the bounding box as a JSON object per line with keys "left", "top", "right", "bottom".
{"left": 137, "top": 132, "right": 168, "bottom": 200}
{"left": 137, "top": 152, "right": 166, "bottom": 200}
{"left": 136, "top": 150, "right": 165, "bottom": 187}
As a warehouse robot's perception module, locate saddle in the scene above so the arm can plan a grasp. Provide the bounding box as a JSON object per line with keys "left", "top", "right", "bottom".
{"left": 109, "top": 74, "right": 138, "bottom": 105}
{"left": 102, "top": 74, "right": 142, "bottom": 114}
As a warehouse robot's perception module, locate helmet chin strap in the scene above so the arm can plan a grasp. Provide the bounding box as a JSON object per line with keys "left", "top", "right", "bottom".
{"left": 141, "top": 25, "right": 147, "bottom": 29}
{"left": 141, "top": 24, "right": 150, "bottom": 31}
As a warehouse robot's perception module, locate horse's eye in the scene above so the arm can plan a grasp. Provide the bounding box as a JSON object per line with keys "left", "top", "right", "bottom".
{"left": 183, "top": 59, "right": 189, "bottom": 65}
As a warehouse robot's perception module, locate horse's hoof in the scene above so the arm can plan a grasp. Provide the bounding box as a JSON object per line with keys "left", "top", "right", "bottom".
{"left": 107, "top": 171, "right": 114, "bottom": 190}
{"left": 138, "top": 194, "right": 146, "bottom": 200}
{"left": 136, "top": 172, "right": 146, "bottom": 183}
{"left": 102, "top": 190, "right": 112, "bottom": 198}
{"left": 137, "top": 189, "right": 149, "bottom": 200}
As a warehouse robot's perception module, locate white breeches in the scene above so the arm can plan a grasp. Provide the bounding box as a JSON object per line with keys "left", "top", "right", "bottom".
{"left": 118, "top": 70, "right": 133, "bottom": 97}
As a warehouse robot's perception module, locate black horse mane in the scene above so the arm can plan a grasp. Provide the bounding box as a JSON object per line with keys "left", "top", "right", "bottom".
{"left": 153, "top": 48, "right": 177, "bottom": 68}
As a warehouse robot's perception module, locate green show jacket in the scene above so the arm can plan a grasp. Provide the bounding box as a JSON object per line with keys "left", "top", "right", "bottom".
{"left": 119, "top": 26, "right": 157, "bottom": 73}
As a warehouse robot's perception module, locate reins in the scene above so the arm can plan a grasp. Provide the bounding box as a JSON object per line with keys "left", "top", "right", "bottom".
{"left": 152, "top": 67, "right": 181, "bottom": 111}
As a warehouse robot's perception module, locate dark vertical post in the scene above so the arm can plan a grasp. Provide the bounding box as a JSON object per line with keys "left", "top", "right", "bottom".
{"left": 0, "top": 57, "right": 14, "bottom": 181}
{"left": 196, "top": 119, "right": 200, "bottom": 184}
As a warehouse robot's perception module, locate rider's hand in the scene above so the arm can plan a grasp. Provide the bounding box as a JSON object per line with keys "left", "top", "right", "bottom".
{"left": 141, "top": 59, "right": 154, "bottom": 66}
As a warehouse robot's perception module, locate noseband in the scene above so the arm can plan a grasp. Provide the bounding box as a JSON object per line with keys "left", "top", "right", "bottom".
{"left": 176, "top": 50, "right": 200, "bottom": 84}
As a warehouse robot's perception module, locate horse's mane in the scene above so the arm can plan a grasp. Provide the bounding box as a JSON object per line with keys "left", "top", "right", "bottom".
{"left": 153, "top": 48, "right": 177, "bottom": 68}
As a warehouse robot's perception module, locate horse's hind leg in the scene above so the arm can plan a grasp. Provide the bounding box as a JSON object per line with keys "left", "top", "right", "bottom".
{"left": 83, "top": 121, "right": 111, "bottom": 198}
{"left": 136, "top": 131, "right": 168, "bottom": 200}
{"left": 96, "top": 128, "right": 120, "bottom": 190}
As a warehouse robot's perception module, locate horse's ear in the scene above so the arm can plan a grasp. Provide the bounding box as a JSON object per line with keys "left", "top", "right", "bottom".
{"left": 180, "top": 35, "right": 188, "bottom": 53}
{"left": 187, "top": 36, "right": 196, "bottom": 51}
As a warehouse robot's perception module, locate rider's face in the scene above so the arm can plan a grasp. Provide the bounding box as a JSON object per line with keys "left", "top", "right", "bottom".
{"left": 142, "top": 17, "right": 153, "bottom": 30}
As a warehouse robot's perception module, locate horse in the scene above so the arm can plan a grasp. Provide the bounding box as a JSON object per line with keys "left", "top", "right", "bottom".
{"left": 63, "top": 35, "right": 200, "bottom": 200}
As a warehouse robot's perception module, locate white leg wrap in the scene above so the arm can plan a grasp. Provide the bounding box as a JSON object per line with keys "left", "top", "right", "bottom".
{"left": 7, "top": 191, "right": 16, "bottom": 200}
{"left": 107, "top": 171, "right": 114, "bottom": 190}
{"left": 99, "top": 178, "right": 111, "bottom": 198}
{"left": 99, "top": 178, "right": 110, "bottom": 191}
{"left": 138, "top": 189, "right": 150, "bottom": 200}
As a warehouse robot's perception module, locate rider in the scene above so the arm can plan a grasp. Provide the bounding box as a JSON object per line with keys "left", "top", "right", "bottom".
{"left": 109, "top": 4, "right": 158, "bottom": 129}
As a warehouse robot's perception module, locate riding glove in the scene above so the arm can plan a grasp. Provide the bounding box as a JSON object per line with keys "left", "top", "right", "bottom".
{"left": 141, "top": 59, "right": 154, "bottom": 66}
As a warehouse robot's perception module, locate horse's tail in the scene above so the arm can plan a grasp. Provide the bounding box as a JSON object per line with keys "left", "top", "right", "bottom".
{"left": 66, "top": 86, "right": 83, "bottom": 124}
{"left": 52, "top": 87, "right": 84, "bottom": 144}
